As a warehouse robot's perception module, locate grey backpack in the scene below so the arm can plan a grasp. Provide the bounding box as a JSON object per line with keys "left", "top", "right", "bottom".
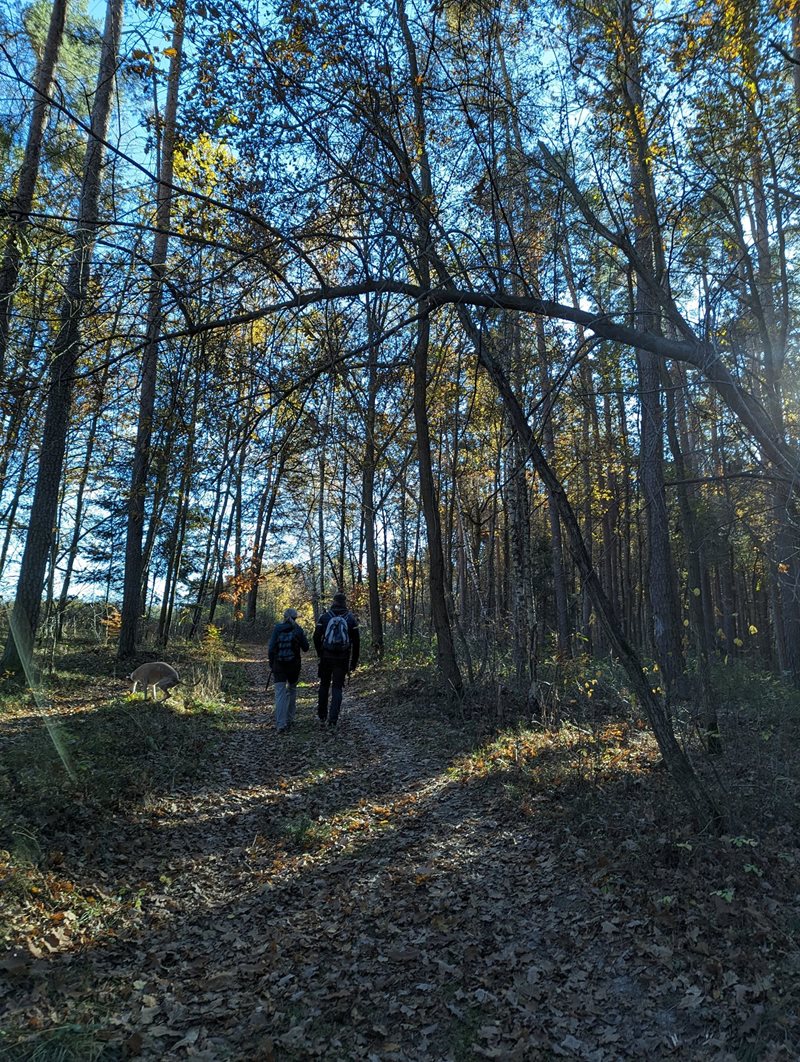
{"left": 322, "top": 614, "right": 350, "bottom": 651}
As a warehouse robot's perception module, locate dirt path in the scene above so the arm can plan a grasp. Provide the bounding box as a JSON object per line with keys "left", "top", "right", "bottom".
{"left": 4, "top": 650, "right": 790, "bottom": 1060}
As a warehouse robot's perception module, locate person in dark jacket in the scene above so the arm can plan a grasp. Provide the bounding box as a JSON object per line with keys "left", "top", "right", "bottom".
{"left": 268, "top": 608, "right": 309, "bottom": 733}
{"left": 313, "top": 591, "right": 360, "bottom": 730}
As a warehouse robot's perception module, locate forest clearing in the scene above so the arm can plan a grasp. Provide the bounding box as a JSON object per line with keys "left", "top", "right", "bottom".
{"left": 1, "top": 642, "right": 798, "bottom": 1060}
{"left": 3, "top": 0, "right": 800, "bottom": 1056}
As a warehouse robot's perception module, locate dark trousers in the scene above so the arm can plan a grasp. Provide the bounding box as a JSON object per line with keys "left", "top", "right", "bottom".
{"left": 318, "top": 659, "right": 348, "bottom": 724}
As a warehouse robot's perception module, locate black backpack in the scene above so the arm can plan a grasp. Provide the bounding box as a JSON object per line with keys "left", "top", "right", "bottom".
{"left": 276, "top": 624, "right": 299, "bottom": 662}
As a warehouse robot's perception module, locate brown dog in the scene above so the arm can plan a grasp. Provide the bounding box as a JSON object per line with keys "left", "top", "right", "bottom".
{"left": 128, "top": 661, "right": 180, "bottom": 701}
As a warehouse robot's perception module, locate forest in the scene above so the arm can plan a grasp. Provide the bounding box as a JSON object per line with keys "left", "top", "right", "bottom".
{"left": 1, "top": 0, "right": 799, "bottom": 1058}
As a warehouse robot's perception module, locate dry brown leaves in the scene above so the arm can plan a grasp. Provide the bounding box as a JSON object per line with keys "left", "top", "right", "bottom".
{"left": 1, "top": 649, "right": 798, "bottom": 1060}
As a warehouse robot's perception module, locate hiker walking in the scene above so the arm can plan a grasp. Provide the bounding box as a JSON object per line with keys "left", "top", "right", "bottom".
{"left": 268, "top": 608, "right": 309, "bottom": 733}
{"left": 314, "top": 591, "right": 360, "bottom": 731}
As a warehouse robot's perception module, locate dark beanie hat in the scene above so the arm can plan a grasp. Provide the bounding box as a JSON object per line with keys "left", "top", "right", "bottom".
{"left": 333, "top": 591, "right": 347, "bottom": 606}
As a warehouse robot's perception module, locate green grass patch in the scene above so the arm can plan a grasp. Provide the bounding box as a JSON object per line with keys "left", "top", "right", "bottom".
{"left": 274, "top": 813, "right": 333, "bottom": 851}
{"left": 220, "top": 660, "right": 249, "bottom": 696}
{"left": 0, "top": 1021, "right": 113, "bottom": 1061}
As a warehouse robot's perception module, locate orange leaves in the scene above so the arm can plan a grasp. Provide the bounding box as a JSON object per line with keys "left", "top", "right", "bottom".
{"left": 100, "top": 605, "right": 122, "bottom": 642}
{"left": 0, "top": 853, "right": 122, "bottom": 961}
{"left": 220, "top": 565, "right": 258, "bottom": 608}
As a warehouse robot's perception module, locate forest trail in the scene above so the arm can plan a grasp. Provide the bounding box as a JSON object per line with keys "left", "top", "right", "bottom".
{"left": 104, "top": 646, "right": 628, "bottom": 1062}
{"left": 3, "top": 648, "right": 795, "bottom": 1061}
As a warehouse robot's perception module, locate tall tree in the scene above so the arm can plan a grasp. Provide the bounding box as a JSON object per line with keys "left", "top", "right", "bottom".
{"left": 1, "top": 0, "right": 124, "bottom": 678}
{"left": 397, "top": 0, "right": 464, "bottom": 697}
{"left": 118, "top": 0, "right": 186, "bottom": 658}
{"left": 616, "top": 0, "right": 687, "bottom": 695}
{"left": 0, "top": 0, "right": 68, "bottom": 380}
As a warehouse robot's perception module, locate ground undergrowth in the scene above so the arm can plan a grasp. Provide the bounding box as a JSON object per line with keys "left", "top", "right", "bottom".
{"left": 0, "top": 642, "right": 798, "bottom": 1060}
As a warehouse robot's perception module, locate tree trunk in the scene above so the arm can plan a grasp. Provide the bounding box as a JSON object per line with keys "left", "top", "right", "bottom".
{"left": 318, "top": 449, "right": 326, "bottom": 602}
{"left": 362, "top": 297, "right": 384, "bottom": 658}
{"left": 244, "top": 448, "right": 288, "bottom": 624}
{"left": 474, "top": 330, "right": 719, "bottom": 823}
{"left": 189, "top": 457, "right": 229, "bottom": 638}
{"left": 157, "top": 418, "right": 195, "bottom": 647}
{"left": 793, "top": 13, "right": 800, "bottom": 109}
{"left": 662, "top": 363, "right": 722, "bottom": 754}
{"left": 119, "top": 0, "right": 185, "bottom": 659}
{"left": 338, "top": 445, "right": 347, "bottom": 589}
{"left": 206, "top": 494, "right": 236, "bottom": 627}
{"left": 414, "top": 311, "right": 463, "bottom": 696}
{"left": 536, "top": 316, "right": 570, "bottom": 657}
{"left": 0, "top": 435, "right": 34, "bottom": 580}
{"left": 617, "top": 0, "right": 686, "bottom": 696}
{"left": 397, "top": 0, "right": 463, "bottom": 696}
{"left": 55, "top": 359, "right": 112, "bottom": 641}
{"left": 2, "top": 0, "right": 124, "bottom": 678}
{"left": 0, "top": 0, "right": 68, "bottom": 378}
{"left": 638, "top": 347, "right": 686, "bottom": 694}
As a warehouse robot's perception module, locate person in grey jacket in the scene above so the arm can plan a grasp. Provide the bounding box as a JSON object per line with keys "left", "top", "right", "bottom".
{"left": 268, "top": 608, "right": 309, "bottom": 733}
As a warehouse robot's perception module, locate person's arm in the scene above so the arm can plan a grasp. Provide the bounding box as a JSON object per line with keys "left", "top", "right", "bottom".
{"left": 298, "top": 626, "right": 310, "bottom": 653}
{"left": 349, "top": 617, "right": 360, "bottom": 672}
{"left": 313, "top": 615, "right": 325, "bottom": 656}
{"left": 268, "top": 625, "right": 278, "bottom": 667}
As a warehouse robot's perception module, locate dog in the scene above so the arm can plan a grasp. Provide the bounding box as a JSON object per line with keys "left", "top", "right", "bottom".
{"left": 128, "top": 661, "right": 180, "bottom": 701}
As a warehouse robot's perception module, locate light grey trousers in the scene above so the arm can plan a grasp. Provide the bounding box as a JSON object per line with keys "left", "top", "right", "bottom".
{"left": 274, "top": 680, "right": 298, "bottom": 730}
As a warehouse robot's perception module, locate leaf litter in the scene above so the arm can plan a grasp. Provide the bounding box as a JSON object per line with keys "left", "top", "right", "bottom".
{"left": 1, "top": 648, "right": 798, "bottom": 1060}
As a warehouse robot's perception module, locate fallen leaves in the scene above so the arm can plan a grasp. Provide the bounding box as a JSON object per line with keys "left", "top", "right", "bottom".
{"left": 1, "top": 650, "right": 798, "bottom": 1060}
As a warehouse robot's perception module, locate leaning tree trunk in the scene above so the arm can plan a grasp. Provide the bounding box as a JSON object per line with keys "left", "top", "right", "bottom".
{"left": 424, "top": 227, "right": 719, "bottom": 818}
{"left": 0, "top": 0, "right": 68, "bottom": 379}
{"left": 473, "top": 328, "right": 719, "bottom": 823}
{"left": 119, "top": 0, "right": 185, "bottom": 659}
{"left": 1, "top": 0, "right": 124, "bottom": 679}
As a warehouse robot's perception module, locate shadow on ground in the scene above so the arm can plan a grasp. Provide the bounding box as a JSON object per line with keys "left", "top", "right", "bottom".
{"left": 1, "top": 652, "right": 797, "bottom": 1061}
